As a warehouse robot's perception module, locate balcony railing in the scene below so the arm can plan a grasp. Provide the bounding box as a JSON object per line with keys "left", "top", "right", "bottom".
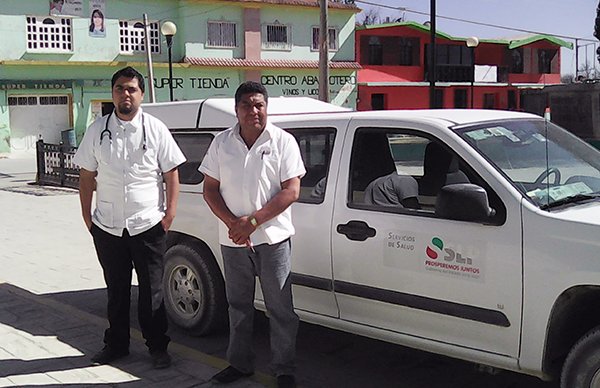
{"left": 424, "top": 65, "right": 509, "bottom": 83}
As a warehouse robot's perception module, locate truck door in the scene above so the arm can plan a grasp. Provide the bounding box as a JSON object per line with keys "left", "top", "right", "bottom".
{"left": 331, "top": 121, "right": 523, "bottom": 358}
{"left": 286, "top": 126, "right": 340, "bottom": 318}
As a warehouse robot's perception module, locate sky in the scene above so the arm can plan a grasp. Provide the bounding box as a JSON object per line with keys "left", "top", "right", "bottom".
{"left": 354, "top": 0, "right": 598, "bottom": 77}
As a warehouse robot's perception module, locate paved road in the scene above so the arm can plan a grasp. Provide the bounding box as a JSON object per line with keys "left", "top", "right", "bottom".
{"left": 0, "top": 154, "right": 559, "bottom": 388}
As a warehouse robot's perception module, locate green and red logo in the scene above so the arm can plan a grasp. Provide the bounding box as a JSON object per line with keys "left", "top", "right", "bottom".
{"left": 426, "top": 237, "right": 444, "bottom": 259}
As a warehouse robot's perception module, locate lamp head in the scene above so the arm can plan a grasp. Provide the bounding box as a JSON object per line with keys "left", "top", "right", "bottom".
{"left": 466, "top": 36, "right": 479, "bottom": 48}
{"left": 161, "top": 21, "right": 177, "bottom": 37}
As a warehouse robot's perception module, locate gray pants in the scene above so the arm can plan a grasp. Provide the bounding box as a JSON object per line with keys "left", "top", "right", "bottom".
{"left": 221, "top": 238, "right": 299, "bottom": 376}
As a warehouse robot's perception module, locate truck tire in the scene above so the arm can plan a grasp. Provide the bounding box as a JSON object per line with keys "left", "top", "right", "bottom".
{"left": 561, "top": 326, "right": 600, "bottom": 388}
{"left": 163, "top": 244, "right": 228, "bottom": 336}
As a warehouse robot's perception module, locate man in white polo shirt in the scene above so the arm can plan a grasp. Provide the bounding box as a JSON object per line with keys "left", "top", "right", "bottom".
{"left": 200, "top": 81, "right": 305, "bottom": 388}
{"left": 73, "top": 66, "right": 186, "bottom": 370}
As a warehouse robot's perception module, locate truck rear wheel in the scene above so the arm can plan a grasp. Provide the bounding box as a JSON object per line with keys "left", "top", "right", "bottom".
{"left": 561, "top": 326, "right": 600, "bottom": 388}
{"left": 163, "top": 244, "right": 228, "bottom": 336}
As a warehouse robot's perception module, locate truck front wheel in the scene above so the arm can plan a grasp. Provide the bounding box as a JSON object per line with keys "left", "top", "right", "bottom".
{"left": 163, "top": 244, "right": 228, "bottom": 336}
{"left": 561, "top": 326, "right": 600, "bottom": 388}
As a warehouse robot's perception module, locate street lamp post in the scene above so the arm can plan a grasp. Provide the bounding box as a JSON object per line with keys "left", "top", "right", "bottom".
{"left": 466, "top": 36, "right": 479, "bottom": 109}
{"left": 161, "top": 21, "right": 177, "bottom": 102}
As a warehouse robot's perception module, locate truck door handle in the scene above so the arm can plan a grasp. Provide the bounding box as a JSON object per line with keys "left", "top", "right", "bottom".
{"left": 336, "top": 220, "right": 376, "bottom": 242}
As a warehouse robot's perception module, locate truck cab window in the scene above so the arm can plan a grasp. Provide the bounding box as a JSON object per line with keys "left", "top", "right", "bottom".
{"left": 350, "top": 128, "right": 505, "bottom": 224}
{"left": 287, "top": 128, "right": 335, "bottom": 204}
{"left": 172, "top": 133, "right": 214, "bottom": 185}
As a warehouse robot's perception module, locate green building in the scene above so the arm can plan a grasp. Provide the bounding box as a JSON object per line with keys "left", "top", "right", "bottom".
{"left": 0, "top": 0, "right": 360, "bottom": 154}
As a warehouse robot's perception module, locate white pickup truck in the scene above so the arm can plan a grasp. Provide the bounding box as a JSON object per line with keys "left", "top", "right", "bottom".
{"left": 144, "top": 98, "right": 600, "bottom": 388}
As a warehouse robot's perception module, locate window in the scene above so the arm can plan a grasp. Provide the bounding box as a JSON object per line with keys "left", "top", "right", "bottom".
{"left": 349, "top": 128, "right": 505, "bottom": 223}
{"left": 207, "top": 21, "right": 237, "bottom": 48}
{"left": 119, "top": 20, "right": 160, "bottom": 55}
{"left": 538, "top": 49, "right": 557, "bottom": 74}
{"left": 287, "top": 128, "right": 336, "bottom": 203}
{"left": 398, "top": 37, "right": 415, "bottom": 66}
{"left": 434, "top": 44, "right": 472, "bottom": 66}
{"left": 26, "top": 16, "right": 72, "bottom": 52}
{"left": 454, "top": 89, "right": 468, "bottom": 108}
{"left": 508, "top": 90, "right": 517, "bottom": 110}
{"left": 368, "top": 36, "right": 382, "bottom": 65}
{"left": 262, "top": 23, "right": 291, "bottom": 50}
{"left": 172, "top": 133, "right": 215, "bottom": 185}
{"left": 483, "top": 93, "right": 496, "bottom": 109}
{"left": 371, "top": 94, "right": 385, "bottom": 110}
{"left": 509, "top": 48, "right": 523, "bottom": 74}
{"left": 39, "top": 96, "right": 68, "bottom": 105}
{"left": 311, "top": 27, "right": 338, "bottom": 51}
{"left": 8, "top": 96, "right": 67, "bottom": 106}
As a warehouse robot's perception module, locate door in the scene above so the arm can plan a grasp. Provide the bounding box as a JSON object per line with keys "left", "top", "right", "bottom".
{"left": 331, "top": 120, "right": 523, "bottom": 358}
{"left": 285, "top": 125, "right": 340, "bottom": 318}
{"left": 9, "top": 95, "right": 71, "bottom": 152}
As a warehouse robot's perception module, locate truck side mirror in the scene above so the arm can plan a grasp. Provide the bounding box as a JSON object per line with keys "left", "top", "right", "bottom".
{"left": 435, "top": 183, "right": 496, "bottom": 222}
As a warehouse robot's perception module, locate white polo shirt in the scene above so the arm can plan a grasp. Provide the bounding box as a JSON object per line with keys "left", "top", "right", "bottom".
{"left": 199, "top": 122, "right": 306, "bottom": 247}
{"left": 73, "top": 108, "right": 186, "bottom": 237}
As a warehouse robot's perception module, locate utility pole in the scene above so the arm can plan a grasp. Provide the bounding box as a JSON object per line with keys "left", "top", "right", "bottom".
{"left": 319, "top": 0, "right": 329, "bottom": 102}
{"left": 143, "top": 13, "right": 156, "bottom": 103}
{"left": 429, "top": 0, "right": 436, "bottom": 108}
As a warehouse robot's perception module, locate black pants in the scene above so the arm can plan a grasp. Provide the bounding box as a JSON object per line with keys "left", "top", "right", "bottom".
{"left": 91, "top": 222, "right": 170, "bottom": 354}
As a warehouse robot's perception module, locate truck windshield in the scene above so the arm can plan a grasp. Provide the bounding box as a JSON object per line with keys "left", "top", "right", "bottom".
{"left": 459, "top": 119, "right": 600, "bottom": 209}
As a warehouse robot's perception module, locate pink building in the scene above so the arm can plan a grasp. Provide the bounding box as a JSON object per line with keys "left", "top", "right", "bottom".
{"left": 356, "top": 21, "right": 572, "bottom": 111}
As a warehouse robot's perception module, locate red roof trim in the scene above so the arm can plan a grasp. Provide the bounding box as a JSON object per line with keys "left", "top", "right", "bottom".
{"left": 184, "top": 57, "right": 362, "bottom": 69}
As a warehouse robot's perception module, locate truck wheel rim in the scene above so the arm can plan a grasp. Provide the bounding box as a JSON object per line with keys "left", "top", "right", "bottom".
{"left": 168, "top": 264, "right": 202, "bottom": 318}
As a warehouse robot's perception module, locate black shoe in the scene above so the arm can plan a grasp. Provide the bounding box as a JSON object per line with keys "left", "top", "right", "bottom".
{"left": 277, "top": 375, "right": 297, "bottom": 388}
{"left": 211, "top": 366, "right": 254, "bottom": 384}
{"left": 90, "top": 346, "right": 129, "bottom": 365}
{"left": 151, "top": 350, "right": 171, "bottom": 369}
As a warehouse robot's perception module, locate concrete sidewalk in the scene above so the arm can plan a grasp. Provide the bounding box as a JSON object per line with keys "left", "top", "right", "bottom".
{"left": 0, "top": 157, "right": 275, "bottom": 387}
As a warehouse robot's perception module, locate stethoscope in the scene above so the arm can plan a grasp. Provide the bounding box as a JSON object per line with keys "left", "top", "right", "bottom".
{"left": 99, "top": 110, "right": 147, "bottom": 151}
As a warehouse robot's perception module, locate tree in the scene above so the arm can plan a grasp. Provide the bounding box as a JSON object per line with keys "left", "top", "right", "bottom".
{"left": 358, "top": 8, "right": 382, "bottom": 26}
{"left": 595, "top": 1, "right": 600, "bottom": 41}
{"left": 595, "top": 1, "right": 600, "bottom": 64}
{"left": 579, "top": 60, "right": 597, "bottom": 79}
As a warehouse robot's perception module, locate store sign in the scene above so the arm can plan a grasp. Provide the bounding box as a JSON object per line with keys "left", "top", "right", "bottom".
{"left": 259, "top": 73, "right": 357, "bottom": 107}
{"left": 153, "top": 77, "right": 232, "bottom": 90}
{"left": 0, "top": 80, "right": 72, "bottom": 91}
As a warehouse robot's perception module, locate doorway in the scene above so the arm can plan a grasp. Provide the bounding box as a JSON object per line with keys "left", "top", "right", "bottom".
{"left": 8, "top": 94, "right": 71, "bottom": 152}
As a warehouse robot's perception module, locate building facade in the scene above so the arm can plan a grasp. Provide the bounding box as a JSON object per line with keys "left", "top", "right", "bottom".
{"left": 0, "top": 0, "right": 360, "bottom": 154}
{"left": 355, "top": 22, "right": 572, "bottom": 111}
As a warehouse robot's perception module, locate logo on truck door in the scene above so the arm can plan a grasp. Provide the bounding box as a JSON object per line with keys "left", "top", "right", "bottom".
{"left": 424, "top": 237, "right": 483, "bottom": 281}
{"left": 384, "top": 232, "right": 485, "bottom": 282}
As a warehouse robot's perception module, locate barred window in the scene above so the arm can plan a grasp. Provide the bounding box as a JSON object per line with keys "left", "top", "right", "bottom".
{"left": 40, "top": 96, "right": 68, "bottom": 105}
{"left": 119, "top": 20, "right": 160, "bottom": 55}
{"left": 26, "top": 16, "right": 72, "bottom": 53}
{"left": 311, "top": 27, "right": 338, "bottom": 51}
{"left": 207, "top": 21, "right": 237, "bottom": 48}
{"left": 262, "top": 23, "right": 292, "bottom": 50}
{"left": 8, "top": 96, "right": 67, "bottom": 106}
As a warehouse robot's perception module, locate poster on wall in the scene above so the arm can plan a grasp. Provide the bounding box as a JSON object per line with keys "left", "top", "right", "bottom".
{"left": 89, "top": 0, "right": 106, "bottom": 37}
{"left": 49, "top": 0, "right": 84, "bottom": 17}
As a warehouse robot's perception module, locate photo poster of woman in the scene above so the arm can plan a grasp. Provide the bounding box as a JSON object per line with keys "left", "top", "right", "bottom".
{"left": 89, "top": 0, "right": 106, "bottom": 37}
{"left": 49, "top": 0, "right": 83, "bottom": 17}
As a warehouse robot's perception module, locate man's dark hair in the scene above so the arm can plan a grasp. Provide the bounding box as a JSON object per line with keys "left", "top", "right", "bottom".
{"left": 111, "top": 66, "right": 145, "bottom": 93}
{"left": 235, "top": 81, "right": 268, "bottom": 106}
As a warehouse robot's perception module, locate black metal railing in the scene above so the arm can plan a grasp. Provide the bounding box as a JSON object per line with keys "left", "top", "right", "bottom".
{"left": 36, "top": 139, "right": 79, "bottom": 189}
